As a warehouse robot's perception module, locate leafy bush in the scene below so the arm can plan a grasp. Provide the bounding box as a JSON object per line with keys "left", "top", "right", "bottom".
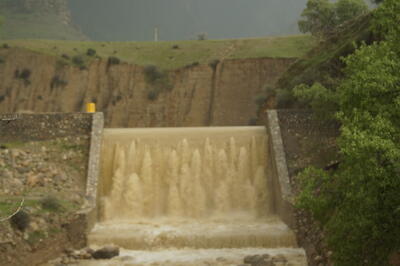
{"left": 86, "top": 48, "right": 96, "bottom": 57}
{"left": 147, "top": 89, "right": 159, "bottom": 101}
{"left": 297, "top": 1, "right": 400, "bottom": 264}
{"left": 107, "top": 56, "right": 120, "bottom": 66}
{"left": 293, "top": 82, "right": 338, "bottom": 119}
{"left": 10, "top": 210, "right": 30, "bottom": 231}
{"left": 2, "top": 43, "right": 9, "bottom": 49}
{"left": 14, "top": 68, "right": 32, "bottom": 86}
{"left": 40, "top": 196, "right": 63, "bottom": 212}
{"left": 50, "top": 75, "right": 68, "bottom": 89}
{"left": 144, "top": 65, "right": 162, "bottom": 83}
{"left": 299, "top": 0, "right": 369, "bottom": 37}
{"left": 19, "top": 68, "right": 31, "bottom": 80}
{"left": 72, "top": 55, "right": 85, "bottom": 67}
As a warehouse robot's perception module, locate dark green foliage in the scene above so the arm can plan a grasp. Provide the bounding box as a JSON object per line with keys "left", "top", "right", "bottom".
{"left": 86, "top": 48, "right": 96, "bottom": 56}
{"left": 143, "top": 65, "right": 172, "bottom": 97}
{"left": 19, "top": 68, "right": 31, "bottom": 80}
{"left": 147, "top": 89, "right": 158, "bottom": 101}
{"left": 107, "top": 56, "right": 120, "bottom": 66}
{"left": 72, "top": 55, "right": 85, "bottom": 67}
{"left": 297, "top": 1, "right": 400, "bottom": 264}
{"left": 144, "top": 65, "right": 162, "bottom": 83}
{"left": 299, "top": 0, "right": 369, "bottom": 37}
{"left": 293, "top": 82, "right": 338, "bottom": 119}
{"left": 14, "top": 68, "right": 32, "bottom": 86}
{"left": 61, "top": 54, "right": 70, "bottom": 60}
{"left": 50, "top": 75, "right": 68, "bottom": 89}
{"left": 10, "top": 210, "right": 30, "bottom": 231}
{"left": 0, "top": 56, "right": 5, "bottom": 64}
{"left": 2, "top": 43, "right": 9, "bottom": 49}
{"left": 276, "top": 13, "right": 376, "bottom": 110}
{"left": 40, "top": 196, "right": 62, "bottom": 212}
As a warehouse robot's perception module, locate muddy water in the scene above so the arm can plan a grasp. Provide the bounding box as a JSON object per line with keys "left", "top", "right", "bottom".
{"left": 84, "top": 127, "right": 307, "bottom": 265}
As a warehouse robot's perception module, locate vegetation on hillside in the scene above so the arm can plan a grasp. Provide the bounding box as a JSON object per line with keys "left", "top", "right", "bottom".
{"left": 0, "top": 35, "right": 314, "bottom": 70}
{"left": 296, "top": 1, "right": 400, "bottom": 264}
{"left": 298, "top": 0, "right": 369, "bottom": 37}
{"left": 269, "top": 12, "right": 376, "bottom": 112}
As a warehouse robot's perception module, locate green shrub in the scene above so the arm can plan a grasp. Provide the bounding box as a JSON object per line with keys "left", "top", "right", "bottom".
{"left": 50, "top": 76, "right": 68, "bottom": 89}
{"left": 72, "top": 55, "right": 85, "bottom": 67}
{"left": 0, "top": 56, "right": 5, "bottom": 64}
{"left": 2, "top": 43, "right": 9, "bottom": 49}
{"left": 144, "top": 65, "right": 162, "bottom": 83}
{"left": 147, "top": 89, "right": 159, "bottom": 101}
{"left": 86, "top": 48, "right": 96, "bottom": 57}
{"left": 297, "top": 2, "right": 400, "bottom": 264}
{"left": 40, "top": 196, "right": 62, "bottom": 212}
{"left": 10, "top": 210, "right": 30, "bottom": 231}
{"left": 19, "top": 68, "right": 31, "bottom": 80}
{"left": 107, "top": 56, "right": 120, "bottom": 66}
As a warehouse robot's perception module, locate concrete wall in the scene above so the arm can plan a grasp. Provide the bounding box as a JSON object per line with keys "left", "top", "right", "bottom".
{"left": 264, "top": 110, "right": 339, "bottom": 228}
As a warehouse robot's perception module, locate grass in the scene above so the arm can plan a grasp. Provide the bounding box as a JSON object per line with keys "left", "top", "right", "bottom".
{"left": 0, "top": 196, "right": 80, "bottom": 218}
{"left": 0, "top": 35, "right": 315, "bottom": 70}
{"left": 0, "top": 141, "right": 26, "bottom": 149}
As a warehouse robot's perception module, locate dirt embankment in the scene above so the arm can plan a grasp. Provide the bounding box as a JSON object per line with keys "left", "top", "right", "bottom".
{"left": 0, "top": 48, "right": 294, "bottom": 127}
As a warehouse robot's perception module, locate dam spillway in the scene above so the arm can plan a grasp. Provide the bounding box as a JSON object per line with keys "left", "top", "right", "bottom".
{"left": 87, "top": 127, "right": 307, "bottom": 265}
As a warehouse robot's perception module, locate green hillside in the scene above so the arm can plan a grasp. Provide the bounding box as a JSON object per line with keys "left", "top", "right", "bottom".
{"left": 1, "top": 35, "right": 314, "bottom": 70}
{"left": 0, "top": 0, "right": 87, "bottom": 41}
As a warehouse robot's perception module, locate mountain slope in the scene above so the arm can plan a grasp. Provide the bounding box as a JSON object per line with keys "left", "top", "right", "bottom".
{"left": 0, "top": 0, "right": 87, "bottom": 40}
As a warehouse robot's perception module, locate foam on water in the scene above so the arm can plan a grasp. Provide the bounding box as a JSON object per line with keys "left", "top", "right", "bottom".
{"left": 86, "top": 127, "right": 307, "bottom": 265}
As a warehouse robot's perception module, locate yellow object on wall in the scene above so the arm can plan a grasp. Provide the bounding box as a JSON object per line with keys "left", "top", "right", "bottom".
{"left": 86, "top": 103, "right": 96, "bottom": 113}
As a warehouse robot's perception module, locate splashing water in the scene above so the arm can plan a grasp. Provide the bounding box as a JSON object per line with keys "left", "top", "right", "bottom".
{"left": 87, "top": 127, "right": 307, "bottom": 266}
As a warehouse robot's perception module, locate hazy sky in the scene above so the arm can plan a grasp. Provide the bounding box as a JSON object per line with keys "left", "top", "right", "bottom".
{"left": 68, "top": 0, "right": 308, "bottom": 41}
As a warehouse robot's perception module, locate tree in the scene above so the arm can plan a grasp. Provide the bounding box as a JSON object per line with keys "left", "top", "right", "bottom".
{"left": 298, "top": 0, "right": 336, "bottom": 37}
{"left": 297, "top": 0, "right": 400, "bottom": 264}
{"left": 298, "top": 0, "right": 369, "bottom": 37}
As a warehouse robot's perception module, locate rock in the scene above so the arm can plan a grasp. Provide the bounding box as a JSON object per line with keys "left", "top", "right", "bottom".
{"left": 29, "top": 222, "right": 39, "bottom": 231}
{"left": 244, "top": 255, "right": 262, "bottom": 264}
{"left": 314, "top": 255, "right": 323, "bottom": 262}
{"left": 244, "top": 254, "right": 274, "bottom": 266}
{"left": 92, "top": 245, "right": 120, "bottom": 259}
{"left": 26, "top": 174, "right": 40, "bottom": 187}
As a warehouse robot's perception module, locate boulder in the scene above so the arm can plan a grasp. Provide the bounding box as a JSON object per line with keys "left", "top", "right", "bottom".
{"left": 92, "top": 245, "right": 120, "bottom": 259}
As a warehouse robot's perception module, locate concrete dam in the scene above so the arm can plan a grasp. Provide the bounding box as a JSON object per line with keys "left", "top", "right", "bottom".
{"left": 83, "top": 126, "right": 307, "bottom": 265}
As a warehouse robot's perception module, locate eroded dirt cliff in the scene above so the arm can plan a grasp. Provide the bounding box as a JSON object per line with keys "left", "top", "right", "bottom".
{"left": 0, "top": 48, "right": 294, "bottom": 127}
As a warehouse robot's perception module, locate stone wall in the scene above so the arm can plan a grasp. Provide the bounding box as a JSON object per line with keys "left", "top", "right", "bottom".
{"left": 0, "top": 113, "right": 92, "bottom": 142}
{"left": 264, "top": 109, "right": 340, "bottom": 266}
